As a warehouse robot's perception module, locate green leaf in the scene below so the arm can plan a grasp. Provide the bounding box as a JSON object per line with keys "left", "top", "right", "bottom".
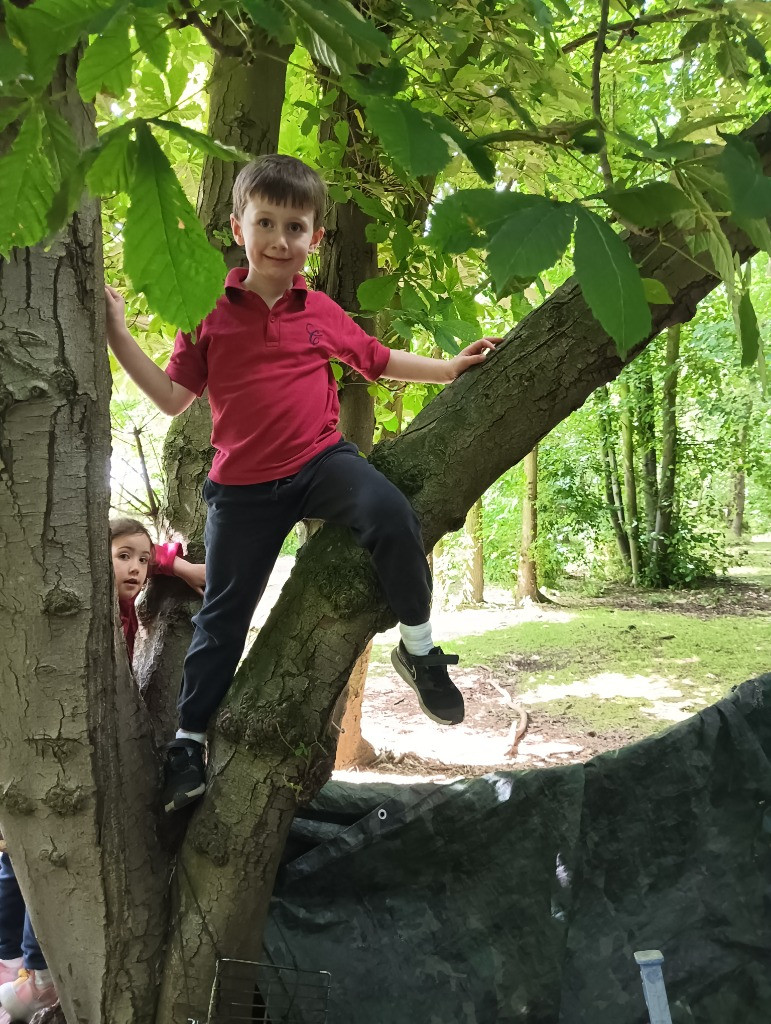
{"left": 363, "top": 97, "right": 450, "bottom": 177}
{"left": 288, "top": 0, "right": 389, "bottom": 72}
{"left": 0, "top": 111, "right": 56, "bottom": 256}
{"left": 738, "top": 291, "right": 760, "bottom": 367}
{"left": 240, "top": 0, "right": 294, "bottom": 44}
{"left": 0, "top": 100, "right": 28, "bottom": 133}
{"left": 86, "top": 123, "right": 136, "bottom": 194}
{"left": 678, "top": 20, "right": 712, "bottom": 52}
{"left": 0, "top": 32, "right": 27, "bottom": 85}
{"left": 731, "top": 214, "right": 771, "bottom": 258}
{"left": 428, "top": 190, "right": 539, "bottom": 253}
{"left": 147, "top": 119, "right": 250, "bottom": 162}
{"left": 487, "top": 199, "right": 574, "bottom": 289}
{"left": 603, "top": 182, "right": 694, "bottom": 227}
{"left": 430, "top": 114, "right": 496, "bottom": 183}
{"left": 76, "top": 12, "right": 133, "bottom": 101}
{"left": 40, "top": 103, "right": 79, "bottom": 186}
{"left": 401, "top": 0, "right": 438, "bottom": 19}
{"left": 357, "top": 273, "right": 399, "bottom": 310}
{"left": 641, "top": 278, "right": 673, "bottom": 305}
{"left": 123, "top": 122, "right": 226, "bottom": 331}
{"left": 5, "top": 0, "right": 121, "bottom": 88}
{"left": 720, "top": 135, "right": 771, "bottom": 220}
{"left": 132, "top": 8, "right": 170, "bottom": 72}
{"left": 432, "top": 325, "right": 460, "bottom": 356}
{"left": 573, "top": 207, "right": 651, "bottom": 357}
{"left": 47, "top": 148, "right": 100, "bottom": 235}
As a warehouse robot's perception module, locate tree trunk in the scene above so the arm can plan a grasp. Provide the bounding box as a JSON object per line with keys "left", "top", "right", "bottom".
{"left": 516, "top": 447, "right": 541, "bottom": 603}
{"left": 636, "top": 358, "right": 659, "bottom": 550}
{"left": 0, "top": 54, "right": 169, "bottom": 1024}
{"left": 618, "top": 376, "right": 642, "bottom": 584}
{"left": 597, "top": 389, "right": 632, "bottom": 566}
{"left": 651, "top": 325, "right": 681, "bottom": 584}
{"left": 317, "top": 87, "right": 380, "bottom": 771}
{"left": 730, "top": 398, "right": 752, "bottom": 538}
{"left": 731, "top": 470, "right": 746, "bottom": 537}
{"left": 464, "top": 498, "right": 485, "bottom": 604}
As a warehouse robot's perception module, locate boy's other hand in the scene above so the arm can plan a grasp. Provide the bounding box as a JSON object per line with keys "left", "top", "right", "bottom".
{"left": 105, "top": 285, "right": 127, "bottom": 339}
{"left": 447, "top": 337, "right": 502, "bottom": 380}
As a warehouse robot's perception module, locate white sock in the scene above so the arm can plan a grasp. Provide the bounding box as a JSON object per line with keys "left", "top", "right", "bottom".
{"left": 32, "top": 968, "right": 52, "bottom": 985}
{"left": 399, "top": 621, "right": 433, "bottom": 656}
{"left": 176, "top": 729, "right": 206, "bottom": 745}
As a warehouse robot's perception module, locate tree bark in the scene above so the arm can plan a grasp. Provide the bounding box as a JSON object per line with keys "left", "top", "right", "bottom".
{"left": 618, "top": 376, "right": 642, "bottom": 584}
{"left": 0, "top": 53, "right": 169, "bottom": 1024}
{"left": 516, "top": 447, "right": 541, "bottom": 603}
{"left": 597, "top": 388, "right": 631, "bottom": 565}
{"left": 651, "top": 325, "right": 681, "bottom": 583}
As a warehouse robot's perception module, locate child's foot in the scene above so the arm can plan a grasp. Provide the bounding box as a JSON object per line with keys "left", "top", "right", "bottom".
{"left": 0, "top": 959, "right": 23, "bottom": 987}
{"left": 391, "top": 642, "right": 465, "bottom": 725}
{"left": 161, "top": 740, "right": 206, "bottom": 814}
{"left": 0, "top": 968, "right": 57, "bottom": 1023}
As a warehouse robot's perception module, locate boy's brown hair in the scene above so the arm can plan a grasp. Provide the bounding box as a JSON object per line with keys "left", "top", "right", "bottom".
{"left": 231, "top": 155, "right": 327, "bottom": 229}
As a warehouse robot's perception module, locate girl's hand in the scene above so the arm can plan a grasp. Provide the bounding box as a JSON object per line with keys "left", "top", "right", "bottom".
{"left": 446, "top": 337, "right": 501, "bottom": 380}
{"left": 173, "top": 559, "right": 206, "bottom": 596}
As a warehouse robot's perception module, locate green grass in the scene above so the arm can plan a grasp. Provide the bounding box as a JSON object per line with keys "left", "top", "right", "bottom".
{"left": 372, "top": 608, "right": 771, "bottom": 737}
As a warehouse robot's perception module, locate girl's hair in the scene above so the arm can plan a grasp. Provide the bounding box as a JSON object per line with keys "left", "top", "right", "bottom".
{"left": 109, "top": 517, "right": 153, "bottom": 547}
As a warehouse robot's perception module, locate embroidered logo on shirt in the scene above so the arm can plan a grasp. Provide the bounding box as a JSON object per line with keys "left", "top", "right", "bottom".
{"left": 306, "top": 324, "right": 323, "bottom": 346}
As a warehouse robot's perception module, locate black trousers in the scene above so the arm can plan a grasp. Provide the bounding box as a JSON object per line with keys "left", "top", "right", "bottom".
{"left": 177, "top": 440, "right": 432, "bottom": 732}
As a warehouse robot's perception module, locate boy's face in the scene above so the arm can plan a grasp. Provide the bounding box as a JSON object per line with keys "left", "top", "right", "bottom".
{"left": 230, "top": 195, "right": 324, "bottom": 291}
{"left": 111, "top": 533, "right": 151, "bottom": 601}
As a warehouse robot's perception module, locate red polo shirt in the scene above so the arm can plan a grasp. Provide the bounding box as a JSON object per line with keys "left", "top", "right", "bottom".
{"left": 165, "top": 269, "right": 391, "bottom": 484}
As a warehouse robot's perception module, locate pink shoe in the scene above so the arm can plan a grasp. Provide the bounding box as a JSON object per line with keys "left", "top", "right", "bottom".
{"left": 0, "top": 969, "right": 57, "bottom": 1023}
{"left": 0, "top": 961, "right": 22, "bottom": 988}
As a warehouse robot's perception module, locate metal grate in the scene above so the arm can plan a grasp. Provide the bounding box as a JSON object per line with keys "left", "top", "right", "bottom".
{"left": 207, "top": 959, "right": 331, "bottom": 1024}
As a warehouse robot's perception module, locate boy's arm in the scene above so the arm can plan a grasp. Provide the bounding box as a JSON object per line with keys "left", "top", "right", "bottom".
{"left": 382, "top": 337, "right": 501, "bottom": 385}
{"left": 105, "top": 286, "right": 196, "bottom": 416}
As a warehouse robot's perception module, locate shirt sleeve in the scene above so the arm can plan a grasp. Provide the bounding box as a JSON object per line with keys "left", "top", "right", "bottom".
{"left": 165, "top": 325, "right": 208, "bottom": 397}
{"left": 331, "top": 304, "right": 391, "bottom": 382}
{"left": 151, "top": 542, "right": 183, "bottom": 577}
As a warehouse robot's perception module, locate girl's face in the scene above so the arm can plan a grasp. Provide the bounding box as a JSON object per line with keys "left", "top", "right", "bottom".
{"left": 111, "top": 533, "right": 152, "bottom": 601}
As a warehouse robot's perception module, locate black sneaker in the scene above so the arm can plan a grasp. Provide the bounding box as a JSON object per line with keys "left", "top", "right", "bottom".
{"left": 391, "top": 641, "right": 465, "bottom": 725}
{"left": 161, "top": 740, "right": 206, "bottom": 814}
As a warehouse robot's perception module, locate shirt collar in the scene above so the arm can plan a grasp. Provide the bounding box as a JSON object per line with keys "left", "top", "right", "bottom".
{"left": 224, "top": 266, "right": 308, "bottom": 304}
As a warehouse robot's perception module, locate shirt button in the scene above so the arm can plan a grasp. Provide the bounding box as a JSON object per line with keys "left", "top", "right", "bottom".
{"left": 270, "top": 316, "right": 276, "bottom": 322}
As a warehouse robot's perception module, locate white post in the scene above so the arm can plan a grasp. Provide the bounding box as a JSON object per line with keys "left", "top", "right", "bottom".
{"left": 634, "top": 950, "right": 673, "bottom": 1024}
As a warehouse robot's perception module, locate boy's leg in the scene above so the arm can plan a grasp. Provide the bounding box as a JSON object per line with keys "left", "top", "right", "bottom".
{"left": 298, "top": 442, "right": 463, "bottom": 725}
{"left": 0, "top": 856, "right": 24, "bottom": 981}
{"left": 164, "top": 478, "right": 294, "bottom": 812}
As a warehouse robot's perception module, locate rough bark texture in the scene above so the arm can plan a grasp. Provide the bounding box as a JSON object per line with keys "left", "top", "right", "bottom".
{"left": 516, "top": 448, "right": 540, "bottom": 603}
{"left": 0, "top": 55, "right": 168, "bottom": 1024}
{"left": 156, "top": 114, "right": 771, "bottom": 1023}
